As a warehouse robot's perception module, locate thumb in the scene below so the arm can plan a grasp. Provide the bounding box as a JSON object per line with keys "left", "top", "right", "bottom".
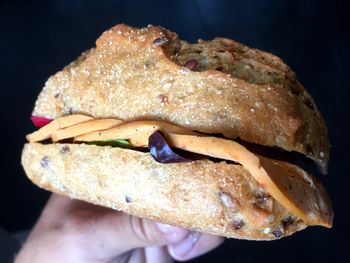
{"left": 100, "top": 212, "right": 192, "bottom": 255}
{"left": 46, "top": 195, "right": 191, "bottom": 259}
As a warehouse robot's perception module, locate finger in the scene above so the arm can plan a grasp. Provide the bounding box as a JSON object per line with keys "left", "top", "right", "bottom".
{"left": 95, "top": 214, "right": 190, "bottom": 257}
{"left": 167, "top": 232, "right": 224, "bottom": 261}
{"left": 115, "top": 246, "right": 174, "bottom": 263}
{"left": 127, "top": 248, "right": 145, "bottom": 263}
{"left": 144, "top": 246, "right": 173, "bottom": 263}
{"left": 42, "top": 195, "right": 191, "bottom": 260}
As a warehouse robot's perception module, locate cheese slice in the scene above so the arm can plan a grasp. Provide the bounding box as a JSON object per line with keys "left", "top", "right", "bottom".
{"left": 163, "top": 133, "right": 332, "bottom": 227}
{"left": 74, "top": 120, "right": 199, "bottom": 142}
{"left": 26, "top": 114, "right": 93, "bottom": 142}
{"left": 75, "top": 124, "right": 332, "bottom": 227}
{"left": 51, "top": 119, "right": 123, "bottom": 142}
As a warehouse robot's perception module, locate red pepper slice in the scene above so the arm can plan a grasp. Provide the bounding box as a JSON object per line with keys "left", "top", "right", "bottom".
{"left": 31, "top": 116, "right": 53, "bottom": 127}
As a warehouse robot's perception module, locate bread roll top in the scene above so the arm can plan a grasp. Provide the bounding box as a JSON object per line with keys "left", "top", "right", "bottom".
{"left": 32, "top": 24, "right": 329, "bottom": 171}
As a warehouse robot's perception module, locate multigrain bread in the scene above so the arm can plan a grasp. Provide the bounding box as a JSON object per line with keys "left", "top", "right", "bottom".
{"left": 22, "top": 24, "right": 333, "bottom": 240}
{"left": 22, "top": 143, "right": 311, "bottom": 240}
{"left": 32, "top": 24, "right": 329, "bottom": 172}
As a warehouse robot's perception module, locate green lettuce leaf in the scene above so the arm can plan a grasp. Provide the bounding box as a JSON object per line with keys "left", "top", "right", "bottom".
{"left": 89, "top": 139, "right": 132, "bottom": 148}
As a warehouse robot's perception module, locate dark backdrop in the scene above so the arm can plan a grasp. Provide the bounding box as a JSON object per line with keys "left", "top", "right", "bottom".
{"left": 1, "top": 0, "right": 349, "bottom": 262}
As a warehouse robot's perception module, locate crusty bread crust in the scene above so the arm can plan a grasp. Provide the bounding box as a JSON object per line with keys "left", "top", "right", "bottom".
{"left": 22, "top": 143, "right": 310, "bottom": 240}
{"left": 31, "top": 24, "right": 329, "bottom": 172}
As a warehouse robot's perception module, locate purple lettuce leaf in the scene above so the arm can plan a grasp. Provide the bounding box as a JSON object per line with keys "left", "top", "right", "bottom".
{"left": 148, "top": 131, "right": 205, "bottom": 163}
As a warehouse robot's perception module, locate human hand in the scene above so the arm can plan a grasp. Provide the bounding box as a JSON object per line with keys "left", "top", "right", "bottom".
{"left": 15, "top": 194, "right": 224, "bottom": 262}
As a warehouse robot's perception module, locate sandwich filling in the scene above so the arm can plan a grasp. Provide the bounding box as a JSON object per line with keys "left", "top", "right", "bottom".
{"left": 26, "top": 114, "right": 333, "bottom": 229}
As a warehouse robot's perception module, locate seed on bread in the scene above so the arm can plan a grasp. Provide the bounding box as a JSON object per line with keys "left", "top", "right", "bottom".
{"left": 125, "top": 196, "right": 132, "bottom": 203}
{"left": 219, "top": 192, "right": 239, "bottom": 212}
{"left": 184, "top": 59, "right": 198, "bottom": 70}
{"left": 40, "top": 156, "right": 50, "bottom": 167}
{"left": 233, "top": 220, "right": 245, "bottom": 230}
{"left": 60, "top": 145, "right": 71, "bottom": 154}
{"left": 152, "top": 36, "right": 168, "bottom": 46}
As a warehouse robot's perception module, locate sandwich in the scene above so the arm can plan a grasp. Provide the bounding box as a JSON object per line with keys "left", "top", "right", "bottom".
{"left": 21, "top": 24, "right": 333, "bottom": 240}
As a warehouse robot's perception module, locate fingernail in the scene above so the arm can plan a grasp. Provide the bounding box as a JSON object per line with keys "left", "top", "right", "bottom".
{"left": 156, "top": 222, "right": 180, "bottom": 234}
{"left": 169, "top": 231, "right": 202, "bottom": 257}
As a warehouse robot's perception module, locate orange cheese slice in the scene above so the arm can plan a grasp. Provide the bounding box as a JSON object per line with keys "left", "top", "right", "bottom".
{"left": 51, "top": 119, "right": 123, "bottom": 142}
{"left": 74, "top": 120, "right": 199, "bottom": 142}
{"left": 163, "top": 133, "right": 332, "bottom": 227}
{"left": 74, "top": 125, "right": 332, "bottom": 227}
{"left": 26, "top": 114, "right": 93, "bottom": 142}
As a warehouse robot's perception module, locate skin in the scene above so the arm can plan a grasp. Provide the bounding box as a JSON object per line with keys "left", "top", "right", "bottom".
{"left": 15, "top": 194, "right": 224, "bottom": 263}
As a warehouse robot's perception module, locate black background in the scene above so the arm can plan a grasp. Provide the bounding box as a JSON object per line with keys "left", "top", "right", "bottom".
{"left": 1, "top": 0, "right": 349, "bottom": 262}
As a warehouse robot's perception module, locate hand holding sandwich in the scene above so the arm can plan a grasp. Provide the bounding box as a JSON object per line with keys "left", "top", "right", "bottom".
{"left": 21, "top": 23, "right": 333, "bottom": 249}
{"left": 15, "top": 194, "right": 223, "bottom": 263}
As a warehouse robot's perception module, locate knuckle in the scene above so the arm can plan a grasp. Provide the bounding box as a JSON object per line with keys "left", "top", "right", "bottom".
{"left": 129, "top": 216, "right": 162, "bottom": 244}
